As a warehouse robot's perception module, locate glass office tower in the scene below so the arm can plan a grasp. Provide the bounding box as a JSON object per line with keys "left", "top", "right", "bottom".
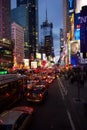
{"left": 41, "top": 10, "right": 54, "bottom": 59}
{"left": 16, "top": 0, "right": 39, "bottom": 59}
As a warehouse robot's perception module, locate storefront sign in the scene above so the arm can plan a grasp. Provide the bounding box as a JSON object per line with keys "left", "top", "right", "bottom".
{"left": 80, "top": 16, "right": 87, "bottom": 23}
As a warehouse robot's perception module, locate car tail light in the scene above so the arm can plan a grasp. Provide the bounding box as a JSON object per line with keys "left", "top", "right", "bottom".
{"left": 39, "top": 93, "right": 43, "bottom": 98}
{"left": 6, "top": 92, "right": 10, "bottom": 97}
{"left": 26, "top": 92, "right": 30, "bottom": 97}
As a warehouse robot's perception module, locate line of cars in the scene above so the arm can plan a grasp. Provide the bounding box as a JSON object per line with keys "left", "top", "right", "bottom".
{"left": 0, "top": 68, "right": 57, "bottom": 130}
{"left": 25, "top": 68, "right": 56, "bottom": 103}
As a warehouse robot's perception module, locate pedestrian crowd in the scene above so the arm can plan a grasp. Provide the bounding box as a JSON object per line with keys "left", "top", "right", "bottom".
{"left": 64, "top": 66, "right": 87, "bottom": 88}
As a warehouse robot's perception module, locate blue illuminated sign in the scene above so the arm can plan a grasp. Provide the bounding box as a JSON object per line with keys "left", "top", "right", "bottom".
{"left": 68, "top": 0, "right": 74, "bottom": 14}
{"left": 69, "top": 0, "right": 73, "bottom": 8}
{"left": 75, "top": 29, "right": 80, "bottom": 40}
{"left": 74, "top": 13, "right": 80, "bottom": 40}
{"left": 80, "top": 6, "right": 87, "bottom": 52}
{"left": 71, "top": 55, "right": 79, "bottom": 65}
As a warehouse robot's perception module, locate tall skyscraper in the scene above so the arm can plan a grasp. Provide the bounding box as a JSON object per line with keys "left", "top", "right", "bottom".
{"left": 17, "top": 0, "right": 27, "bottom": 6}
{"left": 11, "top": 22, "right": 24, "bottom": 66}
{"left": 0, "top": 0, "right": 11, "bottom": 40}
{"left": 11, "top": 5, "right": 29, "bottom": 58}
{"left": 40, "top": 9, "right": 54, "bottom": 59}
{"left": 63, "top": 0, "right": 70, "bottom": 43}
{"left": 16, "top": 0, "right": 39, "bottom": 59}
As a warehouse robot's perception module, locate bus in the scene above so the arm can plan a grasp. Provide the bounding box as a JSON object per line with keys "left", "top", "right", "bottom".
{"left": 0, "top": 74, "right": 27, "bottom": 111}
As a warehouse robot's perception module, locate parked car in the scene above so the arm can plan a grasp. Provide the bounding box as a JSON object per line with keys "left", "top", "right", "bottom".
{"left": 26, "top": 85, "right": 48, "bottom": 102}
{"left": 0, "top": 106, "right": 34, "bottom": 130}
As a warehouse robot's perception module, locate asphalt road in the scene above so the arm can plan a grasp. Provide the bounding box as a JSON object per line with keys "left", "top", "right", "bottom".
{"left": 1, "top": 77, "right": 82, "bottom": 130}
{"left": 20, "top": 79, "right": 74, "bottom": 130}
{"left": 1, "top": 75, "right": 87, "bottom": 130}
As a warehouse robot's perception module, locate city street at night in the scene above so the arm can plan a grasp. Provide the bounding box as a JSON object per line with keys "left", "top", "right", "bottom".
{"left": 10, "top": 77, "right": 87, "bottom": 130}
{"left": 0, "top": 0, "right": 87, "bottom": 130}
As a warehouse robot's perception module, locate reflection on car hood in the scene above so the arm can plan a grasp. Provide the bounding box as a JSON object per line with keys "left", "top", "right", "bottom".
{"left": 12, "top": 106, "right": 34, "bottom": 114}
{"left": 0, "top": 111, "right": 23, "bottom": 124}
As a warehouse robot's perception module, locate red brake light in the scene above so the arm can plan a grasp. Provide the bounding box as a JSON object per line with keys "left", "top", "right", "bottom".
{"left": 27, "top": 92, "right": 30, "bottom": 97}
{"left": 39, "top": 93, "right": 43, "bottom": 98}
{"left": 6, "top": 93, "right": 10, "bottom": 97}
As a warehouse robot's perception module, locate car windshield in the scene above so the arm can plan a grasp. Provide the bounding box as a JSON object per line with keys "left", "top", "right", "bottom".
{"left": 30, "top": 87, "right": 42, "bottom": 94}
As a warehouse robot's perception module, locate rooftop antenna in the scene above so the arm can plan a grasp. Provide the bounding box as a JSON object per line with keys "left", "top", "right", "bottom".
{"left": 46, "top": 0, "right": 48, "bottom": 22}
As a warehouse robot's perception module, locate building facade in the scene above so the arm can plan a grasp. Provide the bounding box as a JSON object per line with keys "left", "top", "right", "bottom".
{"left": 63, "top": 0, "right": 70, "bottom": 44}
{"left": 0, "top": 0, "right": 11, "bottom": 40}
{"left": 0, "top": 38, "right": 14, "bottom": 68}
{"left": 16, "top": 0, "right": 39, "bottom": 60}
{"left": 11, "top": 5, "right": 29, "bottom": 59}
{"left": 62, "top": 0, "right": 76, "bottom": 65}
{"left": 0, "top": 0, "right": 14, "bottom": 69}
{"left": 11, "top": 22, "right": 24, "bottom": 67}
{"left": 62, "top": 0, "right": 87, "bottom": 66}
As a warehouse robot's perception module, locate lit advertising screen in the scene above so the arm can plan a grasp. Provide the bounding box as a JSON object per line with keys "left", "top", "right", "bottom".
{"left": 71, "top": 41, "right": 80, "bottom": 55}
{"left": 24, "top": 59, "right": 29, "bottom": 66}
{"left": 31, "top": 61, "right": 37, "bottom": 69}
{"left": 68, "top": 0, "right": 74, "bottom": 14}
{"left": 70, "top": 41, "right": 80, "bottom": 65}
{"left": 74, "top": 13, "right": 80, "bottom": 40}
{"left": 42, "top": 53, "right": 47, "bottom": 60}
{"left": 70, "top": 13, "right": 74, "bottom": 40}
{"left": 80, "top": 6, "right": 87, "bottom": 52}
{"left": 36, "top": 53, "right": 41, "bottom": 59}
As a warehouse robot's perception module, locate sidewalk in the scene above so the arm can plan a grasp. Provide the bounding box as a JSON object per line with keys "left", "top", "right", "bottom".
{"left": 61, "top": 76, "right": 87, "bottom": 130}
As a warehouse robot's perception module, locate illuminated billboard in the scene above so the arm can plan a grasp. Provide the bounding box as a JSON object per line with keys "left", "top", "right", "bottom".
{"left": 80, "top": 6, "right": 87, "bottom": 52}
{"left": 31, "top": 61, "right": 37, "bottom": 69}
{"left": 71, "top": 41, "right": 80, "bottom": 55}
{"left": 24, "top": 59, "right": 29, "bottom": 67}
{"left": 70, "top": 13, "right": 74, "bottom": 40}
{"left": 70, "top": 40, "right": 80, "bottom": 65}
{"left": 68, "top": 0, "right": 74, "bottom": 14}
{"left": 36, "top": 53, "right": 41, "bottom": 59}
{"left": 74, "top": 13, "right": 80, "bottom": 40}
{"left": 42, "top": 53, "right": 47, "bottom": 60}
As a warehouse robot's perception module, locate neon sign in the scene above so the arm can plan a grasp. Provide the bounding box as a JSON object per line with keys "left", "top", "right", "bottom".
{"left": 68, "top": 0, "right": 74, "bottom": 14}
{"left": 69, "top": 0, "right": 73, "bottom": 8}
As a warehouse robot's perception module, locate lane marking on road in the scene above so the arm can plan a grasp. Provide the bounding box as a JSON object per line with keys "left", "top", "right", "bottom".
{"left": 57, "top": 77, "right": 76, "bottom": 130}
{"left": 67, "top": 110, "right": 76, "bottom": 130}
{"left": 57, "top": 77, "right": 65, "bottom": 100}
{"left": 57, "top": 77, "right": 67, "bottom": 100}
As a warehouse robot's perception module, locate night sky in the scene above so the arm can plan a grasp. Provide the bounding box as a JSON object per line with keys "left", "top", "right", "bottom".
{"left": 11, "top": 0, "right": 63, "bottom": 61}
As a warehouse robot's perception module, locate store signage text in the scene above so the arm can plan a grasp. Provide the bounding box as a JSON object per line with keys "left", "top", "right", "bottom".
{"left": 80, "top": 16, "right": 87, "bottom": 23}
